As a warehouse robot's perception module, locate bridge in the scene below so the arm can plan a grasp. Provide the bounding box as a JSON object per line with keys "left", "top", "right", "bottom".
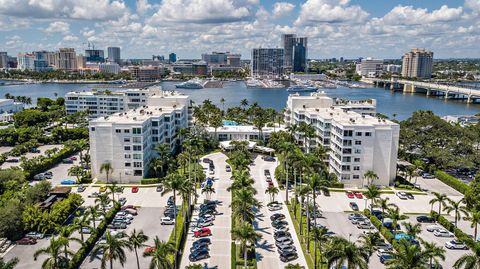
{"left": 362, "top": 78, "right": 480, "bottom": 103}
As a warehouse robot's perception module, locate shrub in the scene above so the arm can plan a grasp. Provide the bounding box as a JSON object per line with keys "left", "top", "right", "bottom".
{"left": 140, "top": 178, "right": 161, "bottom": 185}
{"left": 434, "top": 171, "right": 469, "bottom": 194}
{"left": 24, "top": 147, "right": 77, "bottom": 179}
{"left": 330, "top": 182, "right": 344, "bottom": 188}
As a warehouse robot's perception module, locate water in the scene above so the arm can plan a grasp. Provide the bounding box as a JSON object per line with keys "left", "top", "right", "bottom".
{"left": 0, "top": 81, "right": 479, "bottom": 120}
{"left": 222, "top": 120, "right": 239, "bottom": 126}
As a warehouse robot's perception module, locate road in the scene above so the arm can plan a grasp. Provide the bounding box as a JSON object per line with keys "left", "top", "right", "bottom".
{"left": 180, "top": 152, "right": 232, "bottom": 269}
{"left": 251, "top": 155, "right": 308, "bottom": 269}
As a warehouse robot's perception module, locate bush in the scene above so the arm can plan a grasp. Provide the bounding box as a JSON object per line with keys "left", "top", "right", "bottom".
{"left": 365, "top": 210, "right": 395, "bottom": 244}
{"left": 140, "top": 178, "right": 161, "bottom": 185}
{"left": 24, "top": 146, "right": 77, "bottom": 179}
{"left": 330, "top": 182, "right": 344, "bottom": 188}
{"left": 434, "top": 171, "right": 469, "bottom": 194}
{"left": 435, "top": 214, "right": 474, "bottom": 247}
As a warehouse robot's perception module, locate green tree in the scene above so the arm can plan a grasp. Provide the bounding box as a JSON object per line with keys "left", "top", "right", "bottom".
{"left": 310, "top": 227, "right": 331, "bottom": 268}
{"left": 364, "top": 185, "right": 381, "bottom": 210}
{"left": 90, "top": 231, "right": 130, "bottom": 269}
{"left": 143, "top": 237, "right": 176, "bottom": 269}
{"left": 464, "top": 209, "right": 480, "bottom": 239}
{"left": 128, "top": 229, "right": 149, "bottom": 269}
{"left": 34, "top": 237, "right": 72, "bottom": 269}
{"left": 100, "top": 162, "right": 113, "bottom": 183}
{"left": 201, "top": 185, "right": 215, "bottom": 200}
{"left": 384, "top": 239, "right": 430, "bottom": 268}
{"left": 445, "top": 198, "right": 469, "bottom": 227}
{"left": 363, "top": 170, "right": 379, "bottom": 186}
{"left": 404, "top": 222, "right": 422, "bottom": 239}
{"left": 421, "top": 240, "right": 446, "bottom": 268}
{"left": 265, "top": 186, "right": 279, "bottom": 203}
{"left": 68, "top": 165, "right": 84, "bottom": 183}
{"left": 231, "top": 222, "right": 261, "bottom": 269}
{"left": 454, "top": 241, "right": 480, "bottom": 269}
{"left": 325, "top": 236, "right": 369, "bottom": 269}
{"left": 429, "top": 192, "right": 449, "bottom": 215}
{"left": 359, "top": 232, "right": 381, "bottom": 258}
{"left": 0, "top": 257, "right": 19, "bottom": 269}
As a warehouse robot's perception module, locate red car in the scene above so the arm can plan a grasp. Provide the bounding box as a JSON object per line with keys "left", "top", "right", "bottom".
{"left": 268, "top": 181, "right": 274, "bottom": 188}
{"left": 346, "top": 191, "right": 354, "bottom": 198}
{"left": 131, "top": 186, "right": 139, "bottom": 193}
{"left": 194, "top": 228, "right": 212, "bottom": 238}
{"left": 144, "top": 247, "right": 155, "bottom": 253}
{"left": 69, "top": 156, "right": 77, "bottom": 161}
{"left": 16, "top": 237, "right": 37, "bottom": 245}
{"left": 354, "top": 192, "right": 363, "bottom": 199}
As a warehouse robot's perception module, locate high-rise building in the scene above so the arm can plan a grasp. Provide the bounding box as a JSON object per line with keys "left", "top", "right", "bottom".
{"left": 293, "top": 37, "right": 307, "bottom": 72}
{"left": 284, "top": 92, "right": 399, "bottom": 187}
{"left": 17, "top": 53, "right": 35, "bottom": 71}
{"left": 227, "top": 54, "right": 241, "bottom": 67}
{"left": 54, "top": 48, "right": 77, "bottom": 71}
{"left": 251, "top": 48, "right": 284, "bottom": 78}
{"left": 355, "top": 57, "right": 384, "bottom": 78}
{"left": 0, "top": 52, "right": 8, "bottom": 69}
{"left": 85, "top": 49, "right": 105, "bottom": 63}
{"left": 201, "top": 52, "right": 228, "bottom": 66}
{"left": 282, "top": 34, "right": 296, "bottom": 70}
{"left": 107, "top": 47, "right": 121, "bottom": 64}
{"left": 33, "top": 51, "right": 53, "bottom": 71}
{"left": 401, "top": 48, "right": 433, "bottom": 79}
{"left": 99, "top": 62, "right": 120, "bottom": 74}
{"left": 169, "top": 53, "right": 177, "bottom": 63}
{"left": 76, "top": 55, "right": 86, "bottom": 69}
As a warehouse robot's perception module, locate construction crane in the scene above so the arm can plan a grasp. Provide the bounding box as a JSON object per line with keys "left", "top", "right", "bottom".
{"left": 82, "top": 42, "right": 95, "bottom": 50}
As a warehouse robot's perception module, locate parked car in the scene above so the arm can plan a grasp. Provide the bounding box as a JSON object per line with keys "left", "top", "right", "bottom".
{"left": 275, "top": 237, "right": 293, "bottom": 246}
{"left": 108, "top": 222, "right": 127, "bottom": 229}
{"left": 160, "top": 217, "right": 175, "bottom": 225}
{"left": 131, "top": 186, "right": 139, "bottom": 193}
{"left": 197, "top": 219, "right": 214, "bottom": 228}
{"left": 33, "top": 173, "right": 45, "bottom": 180}
{"left": 272, "top": 220, "right": 288, "bottom": 228}
{"left": 433, "top": 229, "right": 454, "bottom": 237}
{"left": 268, "top": 181, "right": 274, "bottom": 188}
{"left": 274, "top": 225, "right": 289, "bottom": 233}
{"left": 69, "top": 156, "right": 77, "bottom": 161}
{"left": 322, "top": 189, "right": 330, "bottom": 196}
{"left": 189, "top": 249, "right": 210, "bottom": 262}
{"left": 270, "top": 213, "right": 286, "bottom": 222}
{"left": 406, "top": 193, "right": 414, "bottom": 199}
{"left": 396, "top": 191, "right": 408, "bottom": 199}
{"left": 16, "top": 237, "right": 37, "bottom": 245}
{"left": 99, "top": 186, "right": 107, "bottom": 192}
{"left": 422, "top": 173, "right": 434, "bottom": 179}
{"left": 192, "top": 238, "right": 211, "bottom": 247}
{"left": 62, "top": 158, "right": 74, "bottom": 164}
{"left": 29, "top": 148, "right": 41, "bottom": 153}
{"left": 194, "top": 228, "right": 212, "bottom": 238}
{"left": 274, "top": 231, "right": 291, "bottom": 239}
{"left": 376, "top": 248, "right": 389, "bottom": 257}
{"left": 198, "top": 214, "right": 215, "bottom": 223}
{"left": 357, "top": 223, "right": 375, "bottom": 229}
{"left": 426, "top": 225, "right": 443, "bottom": 232}
{"left": 416, "top": 215, "right": 435, "bottom": 223}
{"left": 61, "top": 179, "right": 76, "bottom": 185}
{"left": 277, "top": 244, "right": 296, "bottom": 254}
{"left": 279, "top": 251, "right": 298, "bottom": 262}
{"left": 268, "top": 202, "right": 282, "bottom": 211}
{"left": 225, "top": 165, "right": 231, "bottom": 172}
{"left": 81, "top": 227, "right": 91, "bottom": 234}
{"left": 349, "top": 202, "right": 359, "bottom": 211}
{"left": 354, "top": 192, "right": 363, "bottom": 199}
{"left": 88, "top": 192, "right": 99, "bottom": 198}
{"left": 144, "top": 247, "right": 155, "bottom": 254}
{"left": 26, "top": 232, "right": 44, "bottom": 239}
{"left": 262, "top": 156, "right": 275, "bottom": 162}
{"left": 77, "top": 185, "right": 86, "bottom": 192}
{"left": 348, "top": 213, "right": 364, "bottom": 220}
{"left": 379, "top": 254, "right": 393, "bottom": 264}
{"left": 445, "top": 240, "right": 468, "bottom": 250}
{"left": 5, "top": 158, "right": 19, "bottom": 163}
{"left": 190, "top": 243, "right": 209, "bottom": 253}
{"left": 346, "top": 191, "right": 355, "bottom": 198}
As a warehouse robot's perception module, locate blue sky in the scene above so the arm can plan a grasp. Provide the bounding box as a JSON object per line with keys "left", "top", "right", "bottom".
{"left": 0, "top": 0, "right": 479, "bottom": 59}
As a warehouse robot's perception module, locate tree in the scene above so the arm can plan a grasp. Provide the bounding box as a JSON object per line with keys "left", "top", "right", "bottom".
{"left": 454, "top": 241, "right": 480, "bottom": 269}
{"left": 107, "top": 183, "right": 118, "bottom": 203}
{"left": 265, "top": 186, "right": 279, "bottom": 203}
{"left": 201, "top": 185, "right": 215, "bottom": 200}
{"left": 404, "top": 222, "right": 422, "bottom": 239}
{"left": 73, "top": 211, "right": 92, "bottom": 242}
{"left": 143, "top": 237, "right": 176, "bottom": 269}
{"left": 429, "top": 192, "right": 449, "bottom": 215}
{"left": 231, "top": 222, "right": 261, "bottom": 269}
{"left": 359, "top": 232, "right": 381, "bottom": 258}
{"left": 422, "top": 240, "right": 446, "bottom": 268}
{"left": 128, "top": 229, "right": 149, "bottom": 269}
{"left": 34, "top": 237, "right": 72, "bottom": 269}
{"left": 68, "top": 165, "right": 84, "bottom": 183}
{"left": 363, "top": 170, "right": 378, "bottom": 186}
{"left": 55, "top": 225, "right": 82, "bottom": 260}
{"left": 90, "top": 231, "right": 130, "bottom": 269}
{"left": 231, "top": 188, "right": 261, "bottom": 223}
{"left": 384, "top": 239, "right": 431, "bottom": 269}
{"left": 375, "top": 197, "right": 397, "bottom": 224}
{"left": 364, "top": 185, "right": 380, "bottom": 210}
{"left": 385, "top": 207, "right": 407, "bottom": 233}
{"left": 100, "top": 162, "right": 113, "bottom": 183}
{"left": 464, "top": 209, "right": 480, "bottom": 239}
{"left": 220, "top": 97, "right": 226, "bottom": 111}
{"left": 240, "top": 99, "right": 249, "bottom": 109}
{"left": 325, "top": 236, "right": 369, "bottom": 269}
{"left": 95, "top": 193, "right": 111, "bottom": 212}
{"left": 310, "top": 227, "right": 330, "bottom": 269}
{"left": 0, "top": 257, "right": 19, "bottom": 269}
{"left": 446, "top": 198, "right": 469, "bottom": 227}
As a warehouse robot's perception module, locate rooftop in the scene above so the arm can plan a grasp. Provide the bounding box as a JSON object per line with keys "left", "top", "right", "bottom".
{"left": 301, "top": 106, "right": 397, "bottom": 128}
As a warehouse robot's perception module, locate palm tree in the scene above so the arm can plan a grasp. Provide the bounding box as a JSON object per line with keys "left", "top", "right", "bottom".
{"left": 464, "top": 209, "right": 480, "bottom": 239}
{"left": 265, "top": 186, "right": 279, "bottom": 203}
{"left": 0, "top": 257, "right": 19, "bottom": 269}
{"left": 55, "top": 225, "right": 82, "bottom": 260}
{"left": 107, "top": 183, "right": 118, "bottom": 203}
{"left": 95, "top": 193, "right": 111, "bottom": 212}
{"left": 295, "top": 185, "right": 310, "bottom": 234}
{"left": 422, "top": 240, "right": 446, "bottom": 268}
{"left": 128, "top": 229, "right": 149, "bottom": 269}
{"left": 68, "top": 165, "right": 84, "bottom": 183}
{"left": 454, "top": 241, "right": 480, "bottom": 269}
{"left": 34, "top": 237, "right": 71, "bottom": 269}
{"left": 446, "top": 198, "right": 469, "bottom": 227}
{"left": 143, "top": 237, "right": 177, "bottom": 269}
{"left": 375, "top": 197, "right": 397, "bottom": 224}
{"left": 305, "top": 173, "right": 327, "bottom": 249}
{"left": 384, "top": 239, "right": 429, "bottom": 268}
{"left": 90, "top": 231, "right": 130, "bottom": 269}
{"left": 240, "top": 99, "right": 249, "bottom": 109}
{"left": 429, "top": 192, "right": 449, "bottom": 215}
{"left": 404, "top": 222, "right": 422, "bottom": 239}
{"left": 231, "top": 188, "right": 261, "bottom": 223}
{"left": 310, "top": 227, "right": 330, "bottom": 269}
{"left": 364, "top": 184, "right": 381, "bottom": 210}
{"left": 278, "top": 141, "right": 296, "bottom": 203}
{"left": 363, "top": 170, "right": 378, "bottom": 186}
{"left": 385, "top": 207, "right": 407, "bottom": 233}
{"left": 73, "top": 211, "right": 92, "bottom": 242}
{"left": 231, "top": 222, "right": 261, "bottom": 269}
{"left": 86, "top": 206, "right": 100, "bottom": 230}
{"left": 201, "top": 185, "right": 215, "bottom": 200}
{"left": 220, "top": 97, "right": 226, "bottom": 111}
{"left": 100, "top": 162, "right": 113, "bottom": 183}
{"left": 153, "top": 143, "right": 172, "bottom": 178}
{"left": 359, "top": 232, "right": 381, "bottom": 258}
{"left": 324, "top": 236, "right": 369, "bottom": 269}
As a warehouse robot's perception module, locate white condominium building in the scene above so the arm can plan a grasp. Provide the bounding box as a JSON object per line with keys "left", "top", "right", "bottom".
{"left": 285, "top": 92, "right": 399, "bottom": 187}
{"left": 65, "top": 87, "right": 159, "bottom": 117}
{"left": 89, "top": 91, "right": 192, "bottom": 183}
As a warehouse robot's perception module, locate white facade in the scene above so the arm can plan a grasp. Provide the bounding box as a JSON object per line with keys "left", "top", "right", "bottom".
{"left": 99, "top": 63, "right": 120, "bottom": 74}
{"left": 65, "top": 87, "right": 159, "bottom": 117}
{"left": 89, "top": 91, "right": 192, "bottom": 183}
{"left": 356, "top": 58, "right": 384, "bottom": 78}
{"left": 17, "top": 54, "right": 35, "bottom": 71}
{"left": 0, "top": 99, "right": 24, "bottom": 122}
{"left": 285, "top": 92, "right": 399, "bottom": 187}
{"left": 206, "top": 125, "right": 285, "bottom": 142}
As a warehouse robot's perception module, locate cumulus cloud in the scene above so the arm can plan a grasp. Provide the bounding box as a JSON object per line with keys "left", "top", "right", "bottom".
{"left": 63, "top": 34, "right": 79, "bottom": 41}
{"left": 272, "top": 2, "right": 295, "bottom": 18}
{"left": 465, "top": 0, "right": 480, "bottom": 13}
{"left": 136, "top": 0, "right": 152, "bottom": 15}
{"left": 44, "top": 21, "right": 70, "bottom": 34}
{"left": 0, "top": 0, "right": 128, "bottom": 20}
{"left": 295, "top": 0, "right": 369, "bottom": 25}
{"left": 148, "top": 0, "right": 252, "bottom": 24}
{"left": 381, "top": 5, "right": 463, "bottom": 25}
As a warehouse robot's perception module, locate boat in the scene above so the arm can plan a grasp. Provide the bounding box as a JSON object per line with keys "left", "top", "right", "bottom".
{"left": 286, "top": 85, "right": 318, "bottom": 92}
{"left": 246, "top": 79, "right": 263, "bottom": 88}
{"left": 175, "top": 79, "right": 204, "bottom": 89}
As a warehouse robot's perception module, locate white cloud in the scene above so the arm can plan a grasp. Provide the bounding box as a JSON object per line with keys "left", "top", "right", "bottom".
{"left": 136, "top": 0, "right": 151, "bottom": 15}
{"left": 148, "top": 0, "right": 252, "bottom": 24}
{"left": 295, "top": 0, "right": 369, "bottom": 25}
{"left": 382, "top": 5, "right": 463, "bottom": 25}
{"left": 272, "top": 2, "right": 295, "bottom": 18}
{"left": 44, "top": 21, "right": 70, "bottom": 34}
{"left": 465, "top": 0, "right": 480, "bottom": 13}
{"left": 63, "top": 34, "right": 79, "bottom": 41}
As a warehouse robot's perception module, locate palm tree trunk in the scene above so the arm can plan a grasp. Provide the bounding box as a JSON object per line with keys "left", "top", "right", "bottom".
{"left": 306, "top": 195, "right": 310, "bottom": 253}
{"left": 285, "top": 161, "right": 289, "bottom": 204}
{"left": 135, "top": 247, "right": 140, "bottom": 269}
{"left": 475, "top": 224, "right": 478, "bottom": 239}
{"left": 244, "top": 246, "right": 248, "bottom": 269}
{"left": 110, "top": 259, "right": 113, "bottom": 269}
{"left": 173, "top": 190, "right": 177, "bottom": 269}
{"left": 314, "top": 239, "right": 317, "bottom": 269}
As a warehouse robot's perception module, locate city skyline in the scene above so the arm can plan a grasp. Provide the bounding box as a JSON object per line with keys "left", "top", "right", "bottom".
{"left": 0, "top": 0, "right": 479, "bottom": 59}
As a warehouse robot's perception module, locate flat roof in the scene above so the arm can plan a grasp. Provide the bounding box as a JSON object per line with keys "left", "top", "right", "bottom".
{"left": 206, "top": 125, "right": 286, "bottom": 133}
{"left": 302, "top": 107, "right": 397, "bottom": 127}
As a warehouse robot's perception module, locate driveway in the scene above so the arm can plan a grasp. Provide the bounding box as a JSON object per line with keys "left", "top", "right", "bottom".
{"left": 413, "top": 176, "right": 463, "bottom": 197}
{"left": 2, "top": 144, "right": 64, "bottom": 169}
{"left": 252, "top": 155, "right": 308, "bottom": 269}
{"left": 180, "top": 152, "right": 231, "bottom": 269}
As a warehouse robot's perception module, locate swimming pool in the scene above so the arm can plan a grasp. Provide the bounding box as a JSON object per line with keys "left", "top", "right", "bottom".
{"left": 223, "top": 120, "right": 239, "bottom": 126}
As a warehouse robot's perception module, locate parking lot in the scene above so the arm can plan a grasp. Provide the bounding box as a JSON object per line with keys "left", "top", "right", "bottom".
{"left": 1, "top": 144, "right": 64, "bottom": 169}
{"left": 180, "top": 152, "right": 232, "bottom": 269}
{"left": 42, "top": 150, "right": 82, "bottom": 186}
{"left": 251, "top": 155, "right": 308, "bottom": 269}
{"left": 413, "top": 175, "right": 463, "bottom": 197}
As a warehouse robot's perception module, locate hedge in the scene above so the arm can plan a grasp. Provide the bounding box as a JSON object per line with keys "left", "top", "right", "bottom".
{"left": 434, "top": 213, "right": 475, "bottom": 247}
{"left": 140, "top": 178, "right": 161, "bottom": 185}
{"left": 25, "top": 146, "right": 78, "bottom": 179}
{"left": 364, "top": 210, "right": 396, "bottom": 246}
{"left": 434, "top": 171, "right": 469, "bottom": 194}
{"left": 68, "top": 202, "right": 120, "bottom": 269}
{"left": 167, "top": 203, "right": 190, "bottom": 268}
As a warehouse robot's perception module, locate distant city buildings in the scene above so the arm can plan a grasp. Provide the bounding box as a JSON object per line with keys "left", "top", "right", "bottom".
{"left": 99, "top": 62, "right": 120, "bottom": 74}
{"left": 384, "top": 64, "right": 402, "bottom": 74}
{"left": 17, "top": 53, "right": 35, "bottom": 71}
{"left": 0, "top": 52, "right": 7, "bottom": 69}
{"left": 356, "top": 57, "right": 384, "bottom": 78}
{"left": 128, "top": 66, "right": 165, "bottom": 81}
{"left": 172, "top": 61, "right": 208, "bottom": 76}
{"left": 169, "top": 53, "right": 177, "bottom": 63}
{"left": 85, "top": 49, "right": 105, "bottom": 63}
{"left": 54, "top": 48, "right": 77, "bottom": 71}
{"left": 282, "top": 34, "right": 308, "bottom": 73}
{"left": 251, "top": 48, "right": 284, "bottom": 79}
{"left": 107, "top": 47, "right": 121, "bottom": 64}
{"left": 0, "top": 98, "right": 24, "bottom": 122}
{"left": 401, "top": 48, "right": 433, "bottom": 79}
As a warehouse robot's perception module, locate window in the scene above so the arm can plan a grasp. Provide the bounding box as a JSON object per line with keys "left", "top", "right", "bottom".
{"left": 164, "top": 116, "right": 170, "bottom": 122}
{"left": 133, "top": 137, "right": 142, "bottom": 143}
{"left": 355, "top": 149, "right": 361, "bottom": 154}
{"left": 365, "top": 132, "right": 372, "bottom": 137}
{"left": 152, "top": 129, "right": 158, "bottom": 135}
{"left": 125, "top": 162, "right": 131, "bottom": 167}
{"left": 353, "top": 166, "right": 360, "bottom": 171}
{"left": 343, "top": 130, "right": 353, "bottom": 137}
{"left": 342, "top": 157, "right": 351, "bottom": 162}
{"left": 134, "top": 162, "right": 142, "bottom": 168}
{"left": 354, "top": 158, "right": 360, "bottom": 162}
{"left": 124, "top": 138, "right": 130, "bottom": 142}
{"left": 355, "top": 141, "right": 362, "bottom": 145}
{"left": 152, "top": 121, "right": 158, "bottom": 127}
{"left": 134, "top": 170, "right": 142, "bottom": 176}
{"left": 353, "top": 175, "right": 360, "bottom": 179}
{"left": 91, "top": 127, "right": 96, "bottom": 131}
{"left": 133, "top": 128, "right": 142, "bottom": 134}
{"left": 133, "top": 145, "right": 142, "bottom": 151}
{"left": 355, "top": 132, "right": 362, "bottom": 136}
{"left": 152, "top": 137, "right": 158, "bottom": 142}
{"left": 124, "top": 146, "right": 131, "bottom": 151}
{"left": 115, "top": 129, "right": 121, "bottom": 133}
{"left": 124, "top": 129, "right": 130, "bottom": 133}
{"left": 133, "top": 153, "right": 142, "bottom": 160}
{"left": 124, "top": 154, "right": 131, "bottom": 159}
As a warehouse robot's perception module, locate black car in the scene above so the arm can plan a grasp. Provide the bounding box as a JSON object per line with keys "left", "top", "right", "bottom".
{"left": 202, "top": 158, "right": 211, "bottom": 163}
{"left": 416, "top": 215, "right": 435, "bottom": 223}
{"left": 272, "top": 220, "right": 288, "bottom": 228}
{"left": 156, "top": 185, "right": 163, "bottom": 192}
{"left": 190, "top": 244, "right": 209, "bottom": 253}
{"left": 200, "top": 204, "right": 216, "bottom": 211}
{"left": 274, "top": 231, "right": 291, "bottom": 239}
{"left": 349, "top": 202, "right": 359, "bottom": 211}
{"left": 280, "top": 251, "right": 298, "bottom": 262}
{"left": 264, "top": 169, "right": 270, "bottom": 175}
{"left": 406, "top": 193, "right": 414, "bottom": 199}
{"left": 270, "top": 213, "right": 286, "bottom": 222}
{"left": 193, "top": 238, "right": 211, "bottom": 247}
{"left": 189, "top": 250, "right": 210, "bottom": 261}
{"left": 322, "top": 189, "right": 330, "bottom": 196}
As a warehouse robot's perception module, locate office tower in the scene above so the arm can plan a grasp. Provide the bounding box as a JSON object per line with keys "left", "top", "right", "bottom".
{"left": 356, "top": 58, "right": 384, "bottom": 77}
{"left": 17, "top": 53, "right": 35, "bottom": 71}
{"left": 293, "top": 37, "right": 307, "bottom": 72}
{"left": 284, "top": 92, "right": 399, "bottom": 187}
{"left": 99, "top": 62, "right": 120, "bottom": 74}
{"left": 89, "top": 90, "right": 192, "bottom": 182}
{"left": 0, "top": 52, "right": 7, "bottom": 69}
{"left": 33, "top": 51, "right": 53, "bottom": 71}
{"left": 251, "top": 48, "right": 284, "bottom": 78}
{"left": 85, "top": 49, "right": 105, "bottom": 63}
{"left": 54, "top": 48, "right": 77, "bottom": 71}
{"left": 282, "top": 34, "right": 296, "bottom": 70}
{"left": 76, "top": 55, "right": 86, "bottom": 69}
{"left": 201, "top": 52, "right": 228, "bottom": 65}
{"left": 227, "top": 54, "right": 241, "bottom": 67}
{"left": 169, "top": 53, "right": 177, "bottom": 63}
{"left": 401, "top": 48, "right": 434, "bottom": 79}
{"left": 107, "top": 47, "right": 121, "bottom": 64}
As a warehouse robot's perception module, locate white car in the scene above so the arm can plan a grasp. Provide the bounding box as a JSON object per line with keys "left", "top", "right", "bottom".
{"left": 376, "top": 248, "right": 389, "bottom": 257}
{"left": 209, "top": 170, "right": 215, "bottom": 175}
{"left": 426, "top": 225, "right": 443, "bottom": 232}
{"left": 433, "top": 229, "right": 454, "bottom": 237}
{"left": 445, "top": 240, "right": 468, "bottom": 250}
{"left": 160, "top": 217, "right": 175, "bottom": 225}
{"left": 268, "top": 203, "right": 282, "bottom": 211}
{"left": 197, "top": 219, "right": 214, "bottom": 228}
{"left": 396, "top": 192, "right": 408, "bottom": 199}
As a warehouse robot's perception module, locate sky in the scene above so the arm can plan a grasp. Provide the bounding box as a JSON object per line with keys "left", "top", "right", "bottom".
{"left": 0, "top": 0, "right": 479, "bottom": 60}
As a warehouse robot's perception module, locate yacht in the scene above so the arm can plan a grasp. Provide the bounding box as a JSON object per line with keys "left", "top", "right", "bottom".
{"left": 175, "top": 79, "right": 204, "bottom": 89}
{"left": 246, "top": 79, "right": 263, "bottom": 88}
{"left": 286, "top": 85, "right": 318, "bottom": 92}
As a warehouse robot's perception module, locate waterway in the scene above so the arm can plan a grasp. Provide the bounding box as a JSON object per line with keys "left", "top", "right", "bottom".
{"left": 0, "top": 80, "right": 479, "bottom": 120}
